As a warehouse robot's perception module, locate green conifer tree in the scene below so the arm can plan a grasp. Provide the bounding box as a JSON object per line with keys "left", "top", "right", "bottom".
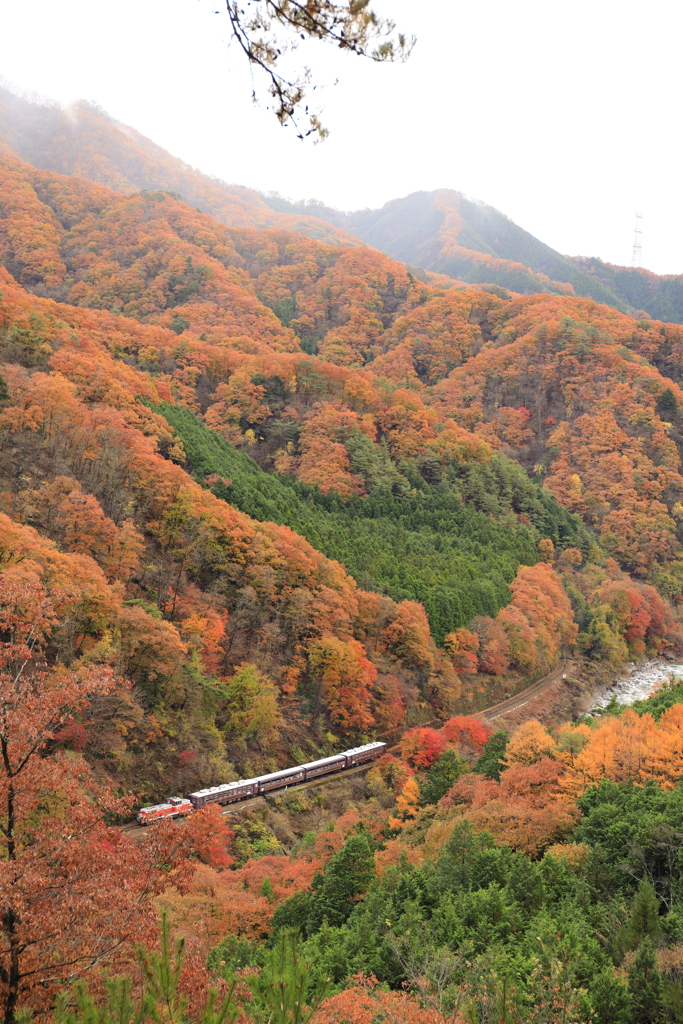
{"left": 419, "top": 748, "right": 468, "bottom": 806}
{"left": 270, "top": 891, "right": 311, "bottom": 938}
{"left": 589, "top": 969, "right": 631, "bottom": 1024}
{"left": 627, "top": 879, "right": 662, "bottom": 948}
{"left": 656, "top": 387, "right": 678, "bottom": 420}
{"left": 473, "top": 731, "right": 509, "bottom": 781}
{"left": 260, "top": 875, "right": 275, "bottom": 904}
{"left": 307, "top": 829, "right": 375, "bottom": 932}
{"left": 628, "top": 938, "right": 663, "bottom": 1024}
{"left": 247, "top": 930, "right": 328, "bottom": 1024}
{"left": 663, "top": 979, "right": 683, "bottom": 1023}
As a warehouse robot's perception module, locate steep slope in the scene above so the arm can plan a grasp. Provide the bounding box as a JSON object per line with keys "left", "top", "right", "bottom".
{"left": 4, "top": 144, "right": 683, "bottom": 598}
{"left": 0, "top": 266, "right": 467, "bottom": 785}
{"left": 155, "top": 402, "right": 587, "bottom": 644}
{"left": 430, "top": 293, "right": 683, "bottom": 595}
{"left": 2, "top": 135, "right": 683, "bottom": 797}
{"left": 0, "top": 142, "right": 587, "bottom": 643}
{"left": 0, "top": 85, "right": 361, "bottom": 247}
{"left": 0, "top": 150, "right": 594, "bottom": 782}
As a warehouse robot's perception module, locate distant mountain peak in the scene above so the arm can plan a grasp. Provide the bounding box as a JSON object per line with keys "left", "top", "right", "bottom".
{"left": 2, "top": 83, "right": 683, "bottom": 322}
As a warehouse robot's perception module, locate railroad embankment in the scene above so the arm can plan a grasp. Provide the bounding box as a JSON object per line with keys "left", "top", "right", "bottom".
{"left": 478, "top": 660, "right": 584, "bottom": 731}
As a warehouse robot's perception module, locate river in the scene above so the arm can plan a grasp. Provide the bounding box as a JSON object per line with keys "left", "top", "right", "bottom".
{"left": 589, "top": 659, "right": 683, "bottom": 713}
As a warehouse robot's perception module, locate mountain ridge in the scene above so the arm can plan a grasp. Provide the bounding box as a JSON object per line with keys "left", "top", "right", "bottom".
{"left": 263, "top": 189, "right": 683, "bottom": 319}
{"left": 6, "top": 84, "right": 683, "bottom": 323}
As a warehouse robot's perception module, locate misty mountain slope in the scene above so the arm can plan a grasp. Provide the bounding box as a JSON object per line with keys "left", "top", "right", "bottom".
{"left": 7, "top": 82, "right": 683, "bottom": 322}
{"left": 5, "top": 84, "right": 683, "bottom": 322}
{"left": 0, "top": 86, "right": 361, "bottom": 248}
{"left": 570, "top": 256, "right": 683, "bottom": 324}
{"left": 265, "top": 190, "right": 683, "bottom": 324}
{"left": 265, "top": 189, "right": 631, "bottom": 310}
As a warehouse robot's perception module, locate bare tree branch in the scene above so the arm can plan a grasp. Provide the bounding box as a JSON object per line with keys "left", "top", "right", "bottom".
{"left": 223, "top": 0, "right": 415, "bottom": 139}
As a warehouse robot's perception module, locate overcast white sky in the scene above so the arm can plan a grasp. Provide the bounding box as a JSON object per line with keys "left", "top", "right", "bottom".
{"left": 1, "top": 0, "right": 681, "bottom": 274}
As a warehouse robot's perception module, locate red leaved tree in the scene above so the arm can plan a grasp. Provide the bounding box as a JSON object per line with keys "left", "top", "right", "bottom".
{"left": 317, "top": 974, "right": 463, "bottom": 1024}
{"left": 441, "top": 716, "right": 492, "bottom": 755}
{"left": 400, "top": 728, "right": 447, "bottom": 769}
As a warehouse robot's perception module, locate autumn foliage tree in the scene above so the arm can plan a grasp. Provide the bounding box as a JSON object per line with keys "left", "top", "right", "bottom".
{"left": 560, "top": 704, "right": 683, "bottom": 795}
{"left": 505, "top": 719, "right": 558, "bottom": 767}
{"left": 400, "top": 728, "right": 447, "bottom": 770}
{"left": 162, "top": 854, "right": 323, "bottom": 949}
{"left": 498, "top": 563, "right": 577, "bottom": 672}
{"left": 434, "top": 759, "right": 580, "bottom": 856}
{"left": 443, "top": 629, "right": 479, "bottom": 674}
{"left": 0, "top": 570, "right": 193, "bottom": 1023}
{"left": 389, "top": 776, "right": 421, "bottom": 829}
{"left": 440, "top": 716, "right": 492, "bottom": 755}
{"left": 307, "top": 637, "right": 376, "bottom": 732}
{"left": 316, "top": 975, "right": 462, "bottom": 1024}
{"left": 223, "top": 663, "right": 282, "bottom": 743}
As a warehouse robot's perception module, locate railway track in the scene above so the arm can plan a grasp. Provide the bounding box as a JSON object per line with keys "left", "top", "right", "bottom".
{"left": 119, "top": 660, "right": 577, "bottom": 837}
{"left": 478, "top": 659, "right": 575, "bottom": 723}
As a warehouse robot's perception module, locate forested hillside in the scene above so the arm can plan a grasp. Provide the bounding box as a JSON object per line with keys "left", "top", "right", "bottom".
{"left": 8, "top": 87, "right": 683, "bottom": 325}
{"left": 0, "top": 128, "right": 681, "bottom": 752}
{"left": 5, "top": 80, "right": 683, "bottom": 1024}
{"left": 570, "top": 255, "right": 683, "bottom": 323}
{"left": 266, "top": 191, "right": 683, "bottom": 325}
{"left": 156, "top": 402, "right": 587, "bottom": 644}
{"left": 5, "top": 75, "right": 683, "bottom": 1024}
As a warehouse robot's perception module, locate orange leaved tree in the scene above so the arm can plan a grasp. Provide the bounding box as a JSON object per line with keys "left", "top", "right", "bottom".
{"left": 307, "top": 636, "right": 376, "bottom": 732}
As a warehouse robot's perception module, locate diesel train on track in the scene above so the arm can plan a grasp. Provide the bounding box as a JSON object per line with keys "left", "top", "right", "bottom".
{"left": 137, "top": 741, "right": 387, "bottom": 825}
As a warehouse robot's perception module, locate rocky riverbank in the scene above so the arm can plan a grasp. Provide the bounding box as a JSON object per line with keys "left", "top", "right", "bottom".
{"left": 588, "top": 659, "right": 683, "bottom": 713}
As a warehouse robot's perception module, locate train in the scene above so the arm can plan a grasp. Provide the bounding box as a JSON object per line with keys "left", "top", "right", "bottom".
{"left": 137, "top": 740, "right": 387, "bottom": 825}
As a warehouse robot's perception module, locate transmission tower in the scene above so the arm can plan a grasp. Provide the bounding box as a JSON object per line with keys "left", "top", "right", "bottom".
{"left": 631, "top": 212, "right": 643, "bottom": 268}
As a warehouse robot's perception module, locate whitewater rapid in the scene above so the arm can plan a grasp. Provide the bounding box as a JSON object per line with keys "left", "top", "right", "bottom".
{"left": 589, "top": 659, "right": 683, "bottom": 713}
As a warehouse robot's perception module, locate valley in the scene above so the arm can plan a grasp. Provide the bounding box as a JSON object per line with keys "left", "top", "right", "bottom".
{"left": 3, "top": 80, "right": 683, "bottom": 1024}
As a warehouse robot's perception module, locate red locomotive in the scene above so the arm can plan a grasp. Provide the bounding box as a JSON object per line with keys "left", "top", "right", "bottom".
{"left": 137, "top": 796, "right": 193, "bottom": 825}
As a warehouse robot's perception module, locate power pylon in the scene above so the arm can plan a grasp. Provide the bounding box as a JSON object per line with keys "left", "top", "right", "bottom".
{"left": 631, "top": 213, "right": 643, "bottom": 268}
